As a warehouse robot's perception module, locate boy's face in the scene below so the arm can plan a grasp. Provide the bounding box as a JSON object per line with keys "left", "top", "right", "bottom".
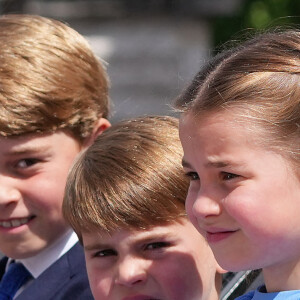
{"left": 83, "top": 219, "right": 221, "bottom": 300}
{"left": 0, "top": 131, "right": 83, "bottom": 258}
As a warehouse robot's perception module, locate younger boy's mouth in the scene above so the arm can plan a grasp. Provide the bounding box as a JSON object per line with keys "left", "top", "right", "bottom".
{"left": 0, "top": 216, "right": 35, "bottom": 229}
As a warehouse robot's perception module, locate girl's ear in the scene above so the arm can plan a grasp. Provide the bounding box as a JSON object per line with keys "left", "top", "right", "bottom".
{"left": 216, "top": 262, "right": 227, "bottom": 274}
{"left": 83, "top": 118, "right": 111, "bottom": 148}
{"left": 215, "top": 263, "right": 227, "bottom": 298}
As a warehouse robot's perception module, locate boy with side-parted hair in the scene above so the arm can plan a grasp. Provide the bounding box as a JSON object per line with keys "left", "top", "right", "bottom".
{"left": 0, "top": 14, "right": 110, "bottom": 300}
{"left": 63, "top": 116, "right": 225, "bottom": 300}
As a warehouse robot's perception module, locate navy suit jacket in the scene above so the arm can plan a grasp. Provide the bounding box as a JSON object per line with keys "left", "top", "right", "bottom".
{"left": 0, "top": 242, "right": 94, "bottom": 300}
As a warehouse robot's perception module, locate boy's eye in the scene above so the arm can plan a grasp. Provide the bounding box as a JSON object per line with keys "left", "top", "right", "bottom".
{"left": 144, "top": 242, "right": 171, "bottom": 251}
{"left": 185, "top": 171, "right": 199, "bottom": 181}
{"left": 94, "top": 249, "right": 117, "bottom": 258}
{"left": 16, "top": 158, "right": 40, "bottom": 169}
{"left": 221, "top": 172, "right": 239, "bottom": 181}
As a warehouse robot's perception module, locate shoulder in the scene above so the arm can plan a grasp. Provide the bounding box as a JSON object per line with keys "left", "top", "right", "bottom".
{"left": 236, "top": 290, "right": 255, "bottom": 300}
{"left": 235, "top": 287, "right": 300, "bottom": 300}
{"left": 52, "top": 243, "right": 93, "bottom": 299}
{"left": 0, "top": 256, "right": 8, "bottom": 278}
{"left": 16, "top": 243, "right": 93, "bottom": 300}
{"left": 273, "top": 290, "right": 300, "bottom": 300}
{"left": 65, "top": 242, "right": 87, "bottom": 273}
{"left": 51, "top": 242, "right": 89, "bottom": 285}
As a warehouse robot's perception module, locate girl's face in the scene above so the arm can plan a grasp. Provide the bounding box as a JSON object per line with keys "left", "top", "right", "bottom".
{"left": 179, "top": 111, "right": 300, "bottom": 278}
{"left": 82, "top": 219, "right": 222, "bottom": 300}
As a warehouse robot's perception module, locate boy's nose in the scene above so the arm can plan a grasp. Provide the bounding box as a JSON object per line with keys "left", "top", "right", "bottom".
{"left": 0, "top": 178, "right": 21, "bottom": 205}
{"left": 115, "top": 256, "right": 147, "bottom": 287}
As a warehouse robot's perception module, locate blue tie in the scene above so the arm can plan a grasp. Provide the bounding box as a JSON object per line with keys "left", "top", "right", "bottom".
{"left": 0, "top": 262, "right": 32, "bottom": 300}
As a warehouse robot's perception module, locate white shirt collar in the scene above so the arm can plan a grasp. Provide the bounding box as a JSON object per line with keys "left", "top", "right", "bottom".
{"left": 16, "top": 229, "right": 78, "bottom": 279}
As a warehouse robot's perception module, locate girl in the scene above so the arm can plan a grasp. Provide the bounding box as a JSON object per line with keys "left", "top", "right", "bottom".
{"left": 177, "top": 30, "right": 300, "bottom": 299}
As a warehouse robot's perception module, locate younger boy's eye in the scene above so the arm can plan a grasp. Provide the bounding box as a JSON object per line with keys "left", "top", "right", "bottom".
{"left": 94, "top": 249, "right": 117, "bottom": 258}
{"left": 16, "top": 158, "right": 40, "bottom": 169}
{"left": 185, "top": 171, "right": 199, "bottom": 181}
{"left": 144, "top": 242, "right": 171, "bottom": 251}
{"left": 221, "top": 172, "right": 239, "bottom": 181}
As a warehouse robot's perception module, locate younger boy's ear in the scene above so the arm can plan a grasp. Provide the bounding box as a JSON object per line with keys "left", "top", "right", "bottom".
{"left": 83, "top": 118, "right": 111, "bottom": 147}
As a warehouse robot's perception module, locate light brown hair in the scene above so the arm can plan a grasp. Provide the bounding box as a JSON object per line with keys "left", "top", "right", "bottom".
{"left": 176, "top": 29, "right": 300, "bottom": 164}
{"left": 0, "top": 14, "right": 110, "bottom": 141}
{"left": 63, "top": 116, "right": 188, "bottom": 240}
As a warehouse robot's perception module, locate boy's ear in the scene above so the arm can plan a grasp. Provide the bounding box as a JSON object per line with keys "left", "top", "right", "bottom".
{"left": 83, "top": 118, "right": 111, "bottom": 147}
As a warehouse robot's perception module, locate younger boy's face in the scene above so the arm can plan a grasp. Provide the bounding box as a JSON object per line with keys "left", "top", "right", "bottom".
{"left": 83, "top": 219, "right": 221, "bottom": 300}
{"left": 0, "top": 131, "right": 83, "bottom": 258}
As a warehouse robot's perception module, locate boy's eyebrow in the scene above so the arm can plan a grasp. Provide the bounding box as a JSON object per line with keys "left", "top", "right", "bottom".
{"left": 84, "top": 243, "right": 110, "bottom": 251}
{"left": 84, "top": 232, "right": 174, "bottom": 251}
{"left": 4, "top": 144, "right": 50, "bottom": 156}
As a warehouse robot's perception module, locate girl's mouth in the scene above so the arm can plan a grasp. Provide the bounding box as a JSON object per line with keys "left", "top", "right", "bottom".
{"left": 206, "top": 229, "right": 238, "bottom": 243}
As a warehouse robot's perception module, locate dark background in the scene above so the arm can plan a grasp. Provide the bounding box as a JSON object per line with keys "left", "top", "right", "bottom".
{"left": 1, "top": 0, "right": 300, "bottom": 122}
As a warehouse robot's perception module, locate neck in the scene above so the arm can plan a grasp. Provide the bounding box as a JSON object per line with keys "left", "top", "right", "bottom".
{"left": 263, "top": 259, "right": 300, "bottom": 292}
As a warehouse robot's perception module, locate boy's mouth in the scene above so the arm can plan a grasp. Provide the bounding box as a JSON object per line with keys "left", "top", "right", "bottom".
{"left": 0, "top": 216, "right": 35, "bottom": 228}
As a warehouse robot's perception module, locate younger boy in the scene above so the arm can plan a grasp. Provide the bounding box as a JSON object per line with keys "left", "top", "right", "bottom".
{"left": 63, "top": 116, "right": 225, "bottom": 300}
{"left": 0, "top": 14, "right": 110, "bottom": 299}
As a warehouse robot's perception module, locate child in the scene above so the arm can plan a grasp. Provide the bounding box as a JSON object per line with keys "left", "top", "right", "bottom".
{"left": 0, "top": 14, "right": 110, "bottom": 299}
{"left": 63, "top": 115, "right": 225, "bottom": 300}
{"left": 176, "top": 29, "right": 300, "bottom": 298}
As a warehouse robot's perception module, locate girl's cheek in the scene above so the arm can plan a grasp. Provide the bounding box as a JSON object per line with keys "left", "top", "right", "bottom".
{"left": 224, "top": 192, "right": 257, "bottom": 223}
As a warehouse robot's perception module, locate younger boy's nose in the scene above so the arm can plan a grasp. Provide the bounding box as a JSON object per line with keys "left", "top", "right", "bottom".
{"left": 115, "top": 256, "right": 147, "bottom": 287}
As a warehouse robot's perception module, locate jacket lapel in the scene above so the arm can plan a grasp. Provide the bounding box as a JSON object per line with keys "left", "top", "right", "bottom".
{"left": 15, "top": 243, "right": 82, "bottom": 300}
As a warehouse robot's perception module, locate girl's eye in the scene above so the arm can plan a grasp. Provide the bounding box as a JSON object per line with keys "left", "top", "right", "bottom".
{"left": 16, "top": 158, "right": 40, "bottom": 169}
{"left": 221, "top": 172, "right": 239, "bottom": 181}
{"left": 185, "top": 171, "right": 199, "bottom": 181}
{"left": 144, "top": 242, "right": 171, "bottom": 251}
{"left": 94, "top": 249, "right": 117, "bottom": 258}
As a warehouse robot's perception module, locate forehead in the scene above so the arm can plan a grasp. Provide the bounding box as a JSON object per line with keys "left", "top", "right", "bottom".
{"left": 179, "top": 110, "right": 269, "bottom": 165}
{"left": 0, "top": 133, "right": 49, "bottom": 152}
{"left": 179, "top": 110, "right": 250, "bottom": 142}
{"left": 0, "top": 131, "right": 80, "bottom": 154}
{"left": 83, "top": 224, "right": 172, "bottom": 240}
{"left": 180, "top": 107, "right": 270, "bottom": 141}
{"left": 82, "top": 220, "right": 193, "bottom": 245}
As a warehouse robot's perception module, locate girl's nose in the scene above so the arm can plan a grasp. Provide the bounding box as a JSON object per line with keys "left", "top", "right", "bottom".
{"left": 115, "top": 256, "right": 147, "bottom": 287}
{"left": 191, "top": 189, "right": 222, "bottom": 220}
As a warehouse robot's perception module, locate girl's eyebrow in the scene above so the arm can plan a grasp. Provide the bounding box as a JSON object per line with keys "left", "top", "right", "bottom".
{"left": 206, "top": 156, "right": 245, "bottom": 169}
{"left": 205, "top": 155, "right": 232, "bottom": 168}
{"left": 182, "top": 157, "right": 240, "bottom": 169}
{"left": 206, "top": 161, "right": 230, "bottom": 168}
{"left": 182, "top": 157, "right": 230, "bottom": 169}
